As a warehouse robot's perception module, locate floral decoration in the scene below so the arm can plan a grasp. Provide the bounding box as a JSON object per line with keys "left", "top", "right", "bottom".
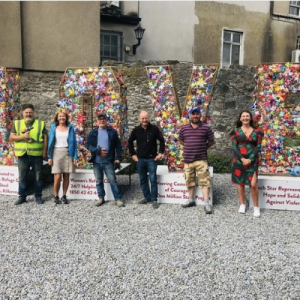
{"left": 59, "top": 67, "right": 128, "bottom": 168}
{"left": 146, "top": 66, "right": 183, "bottom": 172}
{"left": 0, "top": 67, "right": 20, "bottom": 166}
{"left": 181, "top": 64, "right": 219, "bottom": 124}
{"left": 146, "top": 65, "right": 219, "bottom": 172}
{"left": 252, "top": 62, "right": 300, "bottom": 175}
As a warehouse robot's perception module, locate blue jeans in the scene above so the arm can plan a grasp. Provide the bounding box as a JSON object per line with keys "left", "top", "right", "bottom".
{"left": 93, "top": 162, "right": 121, "bottom": 200}
{"left": 18, "top": 154, "right": 43, "bottom": 199}
{"left": 136, "top": 158, "right": 158, "bottom": 202}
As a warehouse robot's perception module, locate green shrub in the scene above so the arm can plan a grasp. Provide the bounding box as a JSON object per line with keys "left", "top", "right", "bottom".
{"left": 208, "top": 150, "right": 232, "bottom": 173}
{"left": 283, "top": 136, "right": 300, "bottom": 148}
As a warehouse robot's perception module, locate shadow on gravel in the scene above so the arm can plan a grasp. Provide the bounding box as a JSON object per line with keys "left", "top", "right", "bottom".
{"left": 211, "top": 173, "right": 231, "bottom": 207}
{"left": 25, "top": 181, "right": 53, "bottom": 196}
{"left": 212, "top": 188, "right": 226, "bottom": 206}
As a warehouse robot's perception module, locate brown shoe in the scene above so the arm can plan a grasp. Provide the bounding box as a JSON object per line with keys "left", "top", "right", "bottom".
{"left": 116, "top": 200, "right": 124, "bottom": 207}
{"left": 95, "top": 198, "right": 104, "bottom": 207}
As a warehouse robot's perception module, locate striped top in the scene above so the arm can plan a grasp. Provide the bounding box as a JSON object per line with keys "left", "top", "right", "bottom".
{"left": 179, "top": 122, "right": 214, "bottom": 163}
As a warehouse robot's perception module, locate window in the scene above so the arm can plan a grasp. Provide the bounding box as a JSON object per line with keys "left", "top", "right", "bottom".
{"left": 100, "top": 30, "right": 122, "bottom": 63}
{"left": 297, "top": 35, "right": 300, "bottom": 49}
{"left": 222, "top": 30, "right": 243, "bottom": 68}
{"left": 289, "top": 1, "right": 300, "bottom": 15}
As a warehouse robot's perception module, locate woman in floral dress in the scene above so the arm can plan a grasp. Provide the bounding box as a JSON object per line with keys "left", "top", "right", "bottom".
{"left": 230, "top": 110, "right": 264, "bottom": 217}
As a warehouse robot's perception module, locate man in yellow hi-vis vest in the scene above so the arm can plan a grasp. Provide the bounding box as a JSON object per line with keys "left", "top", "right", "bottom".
{"left": 9, "top": 104, "right": 48, "bottom": 205}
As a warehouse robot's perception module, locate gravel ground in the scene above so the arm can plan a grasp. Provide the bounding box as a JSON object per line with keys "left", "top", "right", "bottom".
{"left": 0, "top": 173, "right": 299, "bottom": 300}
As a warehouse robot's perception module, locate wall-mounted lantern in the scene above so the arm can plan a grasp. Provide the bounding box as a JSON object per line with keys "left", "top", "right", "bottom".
{"left": 125, "top": 24, "right": 145, "bottom": 56}
{"left": 133, "top": 24, "right": 145, "bottom": 54}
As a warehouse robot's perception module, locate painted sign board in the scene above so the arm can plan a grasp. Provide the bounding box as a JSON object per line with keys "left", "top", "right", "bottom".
{"left": 0, "top": 164, "right": 130, "bottom": 201}
{"left": 59, "top": 163, "right": 131, "bottom": 200}
{"left": 0, "top": 166, "right": 19, "bottom": 196}
{"left": 156, "top": 166, "right": 213, "bottom": 205}
{"left": 250, "top": 175, "right": 300, "bottom": 211}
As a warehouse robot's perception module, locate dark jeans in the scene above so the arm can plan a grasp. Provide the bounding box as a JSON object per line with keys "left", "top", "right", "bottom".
{"left": 136, "top": 158, "right": 158, "bottom": 202}
{"left": 18, "top": 154, "right": 43, "bottom": 199}
{"left": 93, "top": 162, "right": 121, "bottom": 200}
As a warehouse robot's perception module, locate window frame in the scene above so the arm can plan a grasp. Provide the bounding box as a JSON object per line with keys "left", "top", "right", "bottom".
{"left": 289, "top": 1, "right": 300, "bottom": 16}
{"left": 297, "top": 35, "right": 300, "bottom": 49}
{"left": 221, "top": 29, "right": 244, "bottom": 68}
{"left": 100, "top": 30, "right": 123, "bottom": 63}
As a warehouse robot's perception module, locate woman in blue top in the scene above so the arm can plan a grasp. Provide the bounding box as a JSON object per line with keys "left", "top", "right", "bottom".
{"left": 48, "top": 110, "right": 78, "bottom": 204}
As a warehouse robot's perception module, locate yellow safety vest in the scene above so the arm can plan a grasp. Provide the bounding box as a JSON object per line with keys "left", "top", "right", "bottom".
{"left": 14, "top": 119, "right": 45, "bottom": 156}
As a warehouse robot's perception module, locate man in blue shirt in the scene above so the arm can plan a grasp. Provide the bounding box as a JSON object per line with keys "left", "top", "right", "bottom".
{"left": 86, "top": 112, "right": 123, "bottom": 207}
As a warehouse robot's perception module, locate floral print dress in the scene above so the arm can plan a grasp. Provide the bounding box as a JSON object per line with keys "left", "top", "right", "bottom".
{"left": 230, "top": 127, "right": 264, "bottom": 186}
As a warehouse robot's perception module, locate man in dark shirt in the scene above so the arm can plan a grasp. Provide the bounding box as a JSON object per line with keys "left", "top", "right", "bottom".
{"left": 179, "top": 107, "right": 215, "bottom": 214}
{"left": 128, "top": 110, "right": 165, "bottom": 209}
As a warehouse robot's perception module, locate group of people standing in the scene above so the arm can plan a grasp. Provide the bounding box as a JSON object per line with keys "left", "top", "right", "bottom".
{"left": 9, "top": 104, "right": 264, "bottom": 217}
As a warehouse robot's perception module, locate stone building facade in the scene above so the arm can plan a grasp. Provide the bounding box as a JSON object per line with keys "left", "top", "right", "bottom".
{"left": 19, "top": 61, "right": 257, "bottom": 153}
{"left": 101, "top": 1, "right": 300, "bottom": 66}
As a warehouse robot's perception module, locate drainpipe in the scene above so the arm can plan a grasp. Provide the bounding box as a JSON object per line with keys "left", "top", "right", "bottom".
{"left": 20, "top": 1, "right": 24, "bottom": 69}
{"left": 270, "top": 1, "right": 274, "bottom": 17}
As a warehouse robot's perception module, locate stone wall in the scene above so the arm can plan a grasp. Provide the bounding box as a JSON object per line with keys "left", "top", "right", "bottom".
{"left": 20, "top": 71, "right": 62, "bottom": 124}
{"left": 211, "top": 65, "right": 257, "bottom": 151}
{"left": 19, "top": 62, "right": 257, "bottom": 153}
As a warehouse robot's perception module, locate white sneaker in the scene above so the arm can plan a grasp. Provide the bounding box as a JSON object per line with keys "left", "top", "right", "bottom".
{"left": 182, "top": 199, "right": 195, "bottom": 208}
{"left": 253, "top": 207, "right": 261, "bottom": 217}
{"left": 238, "top": 204, "right": 246, "bottom": 214}
{"left": 203, "top": 201, "right": 212, "bottom": 214}
{"left": 204, "top": 203, "right": 212, "bottom": 214}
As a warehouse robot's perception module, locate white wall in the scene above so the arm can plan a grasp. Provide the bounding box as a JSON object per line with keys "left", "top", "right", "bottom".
{"left": 136, "top": 1, "right": 198, "bottom": 62}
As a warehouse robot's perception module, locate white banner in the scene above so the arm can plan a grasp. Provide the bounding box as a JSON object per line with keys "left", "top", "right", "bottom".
{"left": 156, "top": 166, "right": 213, "bottom": 205}
{"left": 60, "top": 163, "right": 131, "bottom": 200}
{"left": 0, "top": 164, "right": 130, "bottom": 200}
{"left": 0, "top": 166, "right": 19, "bottom": 195}
{"left": 61, "top": 170, "right": 99, "bottom": 200}
{"left": 250, "top": 175, "right": 300, "bottom": 211}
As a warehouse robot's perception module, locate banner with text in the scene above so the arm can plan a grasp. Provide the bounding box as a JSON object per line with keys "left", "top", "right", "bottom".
{"left": 0, "top": 166, "right": 19, "bottom": 195}
{"left": 59, "top": 163, "right": 131, "bottom": 200}
{"left": 156, "top": 166, "right": 213, "bottom": 205}
{"left": 250, "top": 175, "right": 300, "bottom": 211}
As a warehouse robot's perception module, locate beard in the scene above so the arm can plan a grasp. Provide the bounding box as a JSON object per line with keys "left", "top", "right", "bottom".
{"left": 24, "top": 117, "right": 33, "bottom": 124}
{"left": 191, "top": 118, "right": 200, "bottom": 124}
